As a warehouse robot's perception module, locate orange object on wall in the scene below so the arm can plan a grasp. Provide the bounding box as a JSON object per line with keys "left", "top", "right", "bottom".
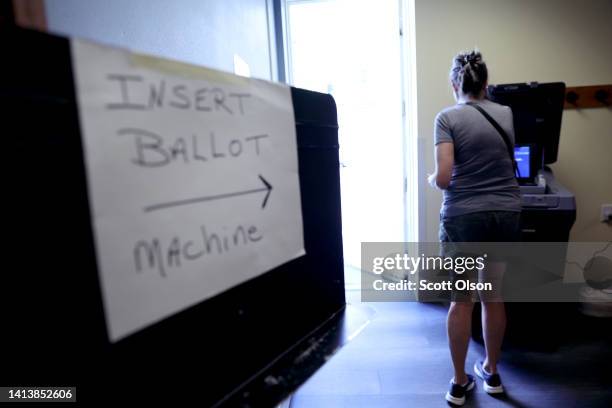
{"left": 565, "top": 85, "right": 612, "bottom": 109}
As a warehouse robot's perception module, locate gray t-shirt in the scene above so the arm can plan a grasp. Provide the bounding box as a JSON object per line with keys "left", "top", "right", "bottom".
{"left": 434, "top": 99, "right": 521, "bottom": 218}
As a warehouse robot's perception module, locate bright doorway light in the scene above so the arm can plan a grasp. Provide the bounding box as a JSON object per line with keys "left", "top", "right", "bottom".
{"left": 286, "top": 0, "right": 415, "bottom": 274}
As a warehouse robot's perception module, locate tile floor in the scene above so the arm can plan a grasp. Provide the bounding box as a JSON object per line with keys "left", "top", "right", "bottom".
{"left": 287, "top": 268, "right": 612, "bottom": 408}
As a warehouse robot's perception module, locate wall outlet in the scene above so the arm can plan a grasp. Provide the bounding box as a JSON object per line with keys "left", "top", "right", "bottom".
{"left": 601, "top": 204, "right": 612, "bottom": 223}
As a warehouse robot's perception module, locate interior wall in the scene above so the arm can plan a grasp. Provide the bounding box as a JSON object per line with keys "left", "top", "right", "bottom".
{"left": 44, "top": 0, "right": 276, "bottom": 80}
{"left": 414, "top": 0, "right": 612, "bottom": 242}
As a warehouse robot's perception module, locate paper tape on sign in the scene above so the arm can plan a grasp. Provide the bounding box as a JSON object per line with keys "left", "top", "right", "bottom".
{"left": 71, "top": 38, "right": 305, "bottom": 342}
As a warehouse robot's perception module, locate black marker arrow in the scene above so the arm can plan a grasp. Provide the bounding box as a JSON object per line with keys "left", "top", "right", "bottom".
{"left": 143, "top": 174, "right": 273, "bottom": 213}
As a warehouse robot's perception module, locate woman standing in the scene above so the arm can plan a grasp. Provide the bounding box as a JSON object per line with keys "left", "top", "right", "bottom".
{"left": 428, "top": 50, "right": 521, "bottom": 406}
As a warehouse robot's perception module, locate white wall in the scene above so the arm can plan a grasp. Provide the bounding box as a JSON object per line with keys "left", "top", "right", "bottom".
{"left": 414, "top": 0, "right": 612, "bottom": 242}
{"left": 44, "top": 0, "right": 276, "bottom": 80}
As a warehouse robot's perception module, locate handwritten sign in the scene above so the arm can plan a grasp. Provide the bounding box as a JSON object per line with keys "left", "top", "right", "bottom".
{"left": 71, "top": 39, "right": 304, "bottom": 342}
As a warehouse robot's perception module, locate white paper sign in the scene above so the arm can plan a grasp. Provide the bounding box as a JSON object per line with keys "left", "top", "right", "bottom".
{"left": 71, "top": 39, "right": 304, "bottom": 342}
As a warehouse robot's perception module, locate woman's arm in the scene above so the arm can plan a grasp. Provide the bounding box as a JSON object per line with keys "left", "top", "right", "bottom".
{"left": 428, "top": 142, "right": 454, "bottom": 190}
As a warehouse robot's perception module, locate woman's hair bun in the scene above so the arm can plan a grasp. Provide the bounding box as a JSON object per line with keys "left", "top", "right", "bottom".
{"left": 463, "top": 50, "right": 482, "bottom": 66}
{"left": 450, "top": 49, "right": 488, "bottom": 97}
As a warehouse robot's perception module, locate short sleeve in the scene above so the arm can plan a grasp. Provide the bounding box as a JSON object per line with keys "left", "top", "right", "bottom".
{"left": 434, "top": 111, "right": 453, "bottom": 145}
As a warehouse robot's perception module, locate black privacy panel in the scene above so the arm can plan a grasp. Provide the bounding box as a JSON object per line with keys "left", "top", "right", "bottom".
{"left": 1, "top": 28, "right": 344, "bottom": 405}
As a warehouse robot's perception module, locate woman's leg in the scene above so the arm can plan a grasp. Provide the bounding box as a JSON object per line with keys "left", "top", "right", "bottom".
{"left": 481, "top": 301, "right": 506, "bottom": 374}
{"left": 447, "top": 301, "right": 475, "bottom": 384}
{"left": 480, "top": 261, "right": 506, "bottom": 374}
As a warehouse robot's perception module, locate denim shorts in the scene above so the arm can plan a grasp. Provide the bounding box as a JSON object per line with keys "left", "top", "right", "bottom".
{"left": 439, "top": 210, "right": 521, "bottom": 243}
{"left": 439, "top": 211, "right": 520, "bottom": 302}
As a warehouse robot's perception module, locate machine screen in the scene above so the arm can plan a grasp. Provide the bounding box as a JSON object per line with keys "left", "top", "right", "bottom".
{"left": 514, "top": 145, "right": 531, "bottom": 179}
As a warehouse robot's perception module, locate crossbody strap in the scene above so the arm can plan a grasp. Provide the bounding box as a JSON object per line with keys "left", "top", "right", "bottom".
{"left": 465, "top": 102, "right": 520, "bottom": 178}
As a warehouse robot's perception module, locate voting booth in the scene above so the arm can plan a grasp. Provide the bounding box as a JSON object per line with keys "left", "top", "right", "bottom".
{"left": 1, "top": 28, "right": 344, "bottom": 405}
{"left": 488, "top": 82, "right": 576, "bottom": 243}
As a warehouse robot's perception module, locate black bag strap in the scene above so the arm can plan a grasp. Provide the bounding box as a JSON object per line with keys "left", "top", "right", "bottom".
{"left": 465, "top": 102, "right": 520, "bottom": 178}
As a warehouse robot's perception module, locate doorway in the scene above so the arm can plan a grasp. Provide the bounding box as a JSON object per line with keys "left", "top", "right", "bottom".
{"left": 284, "top": 0, "right": 417, "bottom": 282}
